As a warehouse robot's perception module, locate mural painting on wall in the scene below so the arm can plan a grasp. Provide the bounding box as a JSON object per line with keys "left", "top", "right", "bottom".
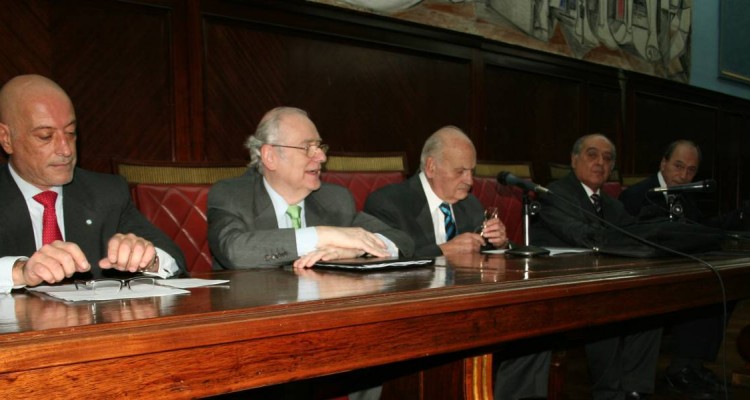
{"left": 311, "top": 0, "right": 692, "bottom": 83}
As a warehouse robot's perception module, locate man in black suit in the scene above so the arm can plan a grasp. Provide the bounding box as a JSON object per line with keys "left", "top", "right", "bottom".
{"left": 365, "top": 126, "right": 550, "bottom": 400}
{"left": 619, "top": 140, "right": 705, "bottom": 223}
{"left": 0, "top": 74, "right": 186, "bottom": 293}
{"left": 364, "top": 126, "right": 508, "bottom": 256}
{"left": 531, "top": 133, "right": 660, "bottom": 400}
{"left": 620, "top": 140, "right": 729, "bottom": 399}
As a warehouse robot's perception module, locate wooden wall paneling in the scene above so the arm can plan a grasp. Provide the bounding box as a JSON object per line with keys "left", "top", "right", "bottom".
{"left": 469, "top": 49, "right": 487, "bottom": 159}
{"left": 170, "top": 0, "right": 199, "bottom": 161}
{"left": 0, "top": 0, "right": 53, "bottom": 164}
{"left": 630, "top": 91, "right": 719, "bottom": 178}
{"left": 200, "top": 1, "right": 476, "bottom": 173}
{"left": 481, "top": 44, "right": 622, "bottom": 184}
{"left": 0, "top": 0, "right": 52, "bottom": 81}
{"left": 718, "top": 109, "right": 750, "bottom": 209}
{"left": 630, "top": 82, "right": 723, "bottom": 213}
{"left": 739, "top": 113, "right": 750, "bottom": 207}
{"left": 50, "top": 0, "right": 178, "bottom": 173}
{"left": 586, "top": 82, "right": 624, "bottom": 170}
{"left": 483, "top": 63, "right": 583, "bottom": 185}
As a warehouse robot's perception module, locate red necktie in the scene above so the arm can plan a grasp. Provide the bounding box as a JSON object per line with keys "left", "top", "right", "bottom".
{"left": 33, "top": 191, "right": 63, "bottom": 245}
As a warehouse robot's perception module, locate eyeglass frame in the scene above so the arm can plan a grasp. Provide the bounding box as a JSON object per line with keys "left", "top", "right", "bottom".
{"left": 74, "top": 277, "right": 157, "bottom": 293}
{"left": 268, "top": 141, "right": 329, "bottom": 158}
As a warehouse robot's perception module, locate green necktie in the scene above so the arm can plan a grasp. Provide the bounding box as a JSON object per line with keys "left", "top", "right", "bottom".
{"left": 286, "top": 205, "right": 302, "bottom": 229}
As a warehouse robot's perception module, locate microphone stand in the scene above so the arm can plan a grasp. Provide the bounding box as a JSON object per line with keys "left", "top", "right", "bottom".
{"left": 666, "top": 194, "right": 684, "bottom": 222}
{"left": 506, "top": 190, "right": 550, "bottom": 257}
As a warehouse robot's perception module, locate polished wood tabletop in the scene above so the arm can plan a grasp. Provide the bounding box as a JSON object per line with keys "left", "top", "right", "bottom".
{"left": 1, "top": 252, "right": 749, "bottom": 399}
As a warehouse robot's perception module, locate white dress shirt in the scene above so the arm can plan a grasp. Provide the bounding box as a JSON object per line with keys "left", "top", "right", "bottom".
{"left": 263, "top": 177, "right": 398, "bottom": 257}
{"left": 419, "top": 172, "right": 458, "bottom": 245}
{"left": 0, "top": 164, "right": 178, "bottom": 293}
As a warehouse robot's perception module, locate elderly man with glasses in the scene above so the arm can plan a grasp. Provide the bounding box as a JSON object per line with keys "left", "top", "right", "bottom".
{"left": 207, "top": 106, "right": 413, "bottom": 270}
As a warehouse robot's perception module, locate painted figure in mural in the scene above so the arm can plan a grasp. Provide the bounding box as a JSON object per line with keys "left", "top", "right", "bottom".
{"left": 489, "top": 0, "right": 692, "bottom": 80}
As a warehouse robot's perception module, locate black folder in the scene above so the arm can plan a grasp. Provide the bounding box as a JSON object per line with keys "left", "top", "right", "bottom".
{"left": 314, "top": 257, "right": 435, "bottom": 271}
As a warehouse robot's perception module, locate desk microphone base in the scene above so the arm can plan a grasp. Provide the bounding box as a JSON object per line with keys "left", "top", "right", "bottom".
{"left": 505, "top": 245, "right": 550, "bottom": 258}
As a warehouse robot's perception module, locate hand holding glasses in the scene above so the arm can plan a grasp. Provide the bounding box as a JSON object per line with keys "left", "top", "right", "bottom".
{"left": 474, "top": 207, "right": 499, "bottom": 238}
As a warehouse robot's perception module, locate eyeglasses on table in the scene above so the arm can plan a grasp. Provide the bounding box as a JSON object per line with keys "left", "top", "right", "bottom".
{"left": 74, "top": 277, "right": 157, "bottom": 294}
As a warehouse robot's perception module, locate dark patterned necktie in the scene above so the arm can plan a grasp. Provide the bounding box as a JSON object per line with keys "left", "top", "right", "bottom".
{"left": 590, "top": 193, "right": 603, "bottom": 217}
{"left": 33, "top": 191, "right": 63, "bottom": 244}
{"left": 439, "top": 202, "right": 457, "bottom": 241}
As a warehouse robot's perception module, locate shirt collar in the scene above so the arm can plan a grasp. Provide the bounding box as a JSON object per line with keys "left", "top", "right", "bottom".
{"left": 263, "top": 176, "right": 304, "bottom": 217}
{"left": 657, "top": 171, "right": 668, "bottom": 188}
{"left": 579, "top": 181, "right": 599, "bottom": 198}
{"left": 8, "top": 163, "right": 63, "bottom": 201}
{"left": 419, "top": 171, "right": 447, "bottom": 212}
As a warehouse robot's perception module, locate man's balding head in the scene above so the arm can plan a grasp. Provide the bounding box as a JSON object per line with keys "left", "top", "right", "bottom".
{"left": 0, "top": 74, "right": 77, "bottom": 189}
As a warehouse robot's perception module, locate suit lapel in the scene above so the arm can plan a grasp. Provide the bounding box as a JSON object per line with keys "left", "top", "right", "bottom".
{"left": 305, "top": 193, "right": 326, "bottom": 227}
{"left": 62, "top": 172, "right": 104, "bottom": 262}
{"left": 453, "top": 200, "right": 477, "bottom": 234}
{"left": 645, "top": 175, "right": 668, "bottom": 208}
{"left": 565, "top": 173, "right": 600, "bottom": 221}
{"left": 252, "top": 174, "right": 281, "bottom": 229}
{"left": 407, "top": 176, "right": 439, "bottom": 244}
{"left": 0, "top": 165, "right": 37, "bottom": 255}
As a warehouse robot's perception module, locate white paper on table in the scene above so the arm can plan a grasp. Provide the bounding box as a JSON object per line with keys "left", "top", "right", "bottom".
{"left": 155, "top": 278, "right": 229, "bottom": 289}
{"left": 27, "top": 283, "right": 189, "bottom": 302}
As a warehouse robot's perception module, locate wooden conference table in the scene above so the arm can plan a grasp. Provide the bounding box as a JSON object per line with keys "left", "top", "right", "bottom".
{"left": 1, "top": 252, "right": 749, "bottom": 399}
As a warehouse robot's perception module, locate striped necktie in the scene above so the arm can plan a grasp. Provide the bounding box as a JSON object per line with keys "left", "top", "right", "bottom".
{"left": 590, "top": 193, "right": 603, "bottom": 217}
{"left": 439, "top": 202, "right": 457, "bottom": 241}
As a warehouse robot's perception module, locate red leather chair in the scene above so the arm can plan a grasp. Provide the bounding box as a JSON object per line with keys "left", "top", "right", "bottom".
{"left": 113, "top": 160, "right": 248, "bottom": 274}
{"left": 601, "top": 181, "right": 623, "bottom": 199}
{"left": 135, "top": 184, "right": 213, "bottom": 274}
{"left": 472, "top": 177, "right": 526, "bottom": 245}
{"left": 320, "top": 171, "right": 405, "bottom": 211}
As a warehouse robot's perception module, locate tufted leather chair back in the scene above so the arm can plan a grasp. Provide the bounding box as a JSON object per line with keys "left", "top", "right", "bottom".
{"left": 133, "top": 172, "right": 406, "bottom": 273}
{"left": 472, "top": 177, "right": 527, "bottom": 244}
{"left": 320, "top": 171, "right": 405, "bottom": 211}
{"left": 135, "top": 184, "right": 212, "bottom": 274}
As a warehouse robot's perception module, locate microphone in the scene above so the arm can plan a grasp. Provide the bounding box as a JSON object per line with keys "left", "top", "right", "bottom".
{"left": 497, "top": 171, "right": 550, "bottom": 194}
{"left": 648, "top": 179, "right": 716, "bottom": 193}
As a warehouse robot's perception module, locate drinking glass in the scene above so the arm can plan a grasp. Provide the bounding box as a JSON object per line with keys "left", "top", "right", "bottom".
{"left": 475, "top": 207, "right": 499, "bottom": 237}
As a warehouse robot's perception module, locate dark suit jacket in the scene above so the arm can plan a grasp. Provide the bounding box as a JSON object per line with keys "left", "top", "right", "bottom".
{"left": 619, "top": 174, "right": 746, "bottom": 230}
{"left": 363, "top": 174, "right": 485, "bottom": 257}
{"left": 619, "top": 174, "right": 703, "bottom": 221}
{"left": 0, "top": 164, "right": 187, "bottom": 279}
{"left": 531, "top": 172, "right": 635, "bottom": 248}
{"left": 207, "top": 169, "right": 414, "bottom": 269}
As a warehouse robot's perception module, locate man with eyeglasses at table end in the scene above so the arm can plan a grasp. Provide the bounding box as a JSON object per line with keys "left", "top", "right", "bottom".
{"left": 0, "top": 74, "right": 187, "bottom": 294}
{"left": 531, "top": 133, "right": 660, "bottom": 400}
{"left": 207, "top": 106, "right": 414, "bottom": 271}
{"left": 208, "top": 106, "right": 413, "bottom": 399}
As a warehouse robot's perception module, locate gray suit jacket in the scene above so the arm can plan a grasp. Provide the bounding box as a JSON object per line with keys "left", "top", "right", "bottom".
{"left": 0, "top": 164, "right": 187, "bottom": 279}
{"left": 207, "top": 169, "right": 414, "bottom": 269}
{"left": 364, "top": 174, "right": 485, "bottom": 257}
